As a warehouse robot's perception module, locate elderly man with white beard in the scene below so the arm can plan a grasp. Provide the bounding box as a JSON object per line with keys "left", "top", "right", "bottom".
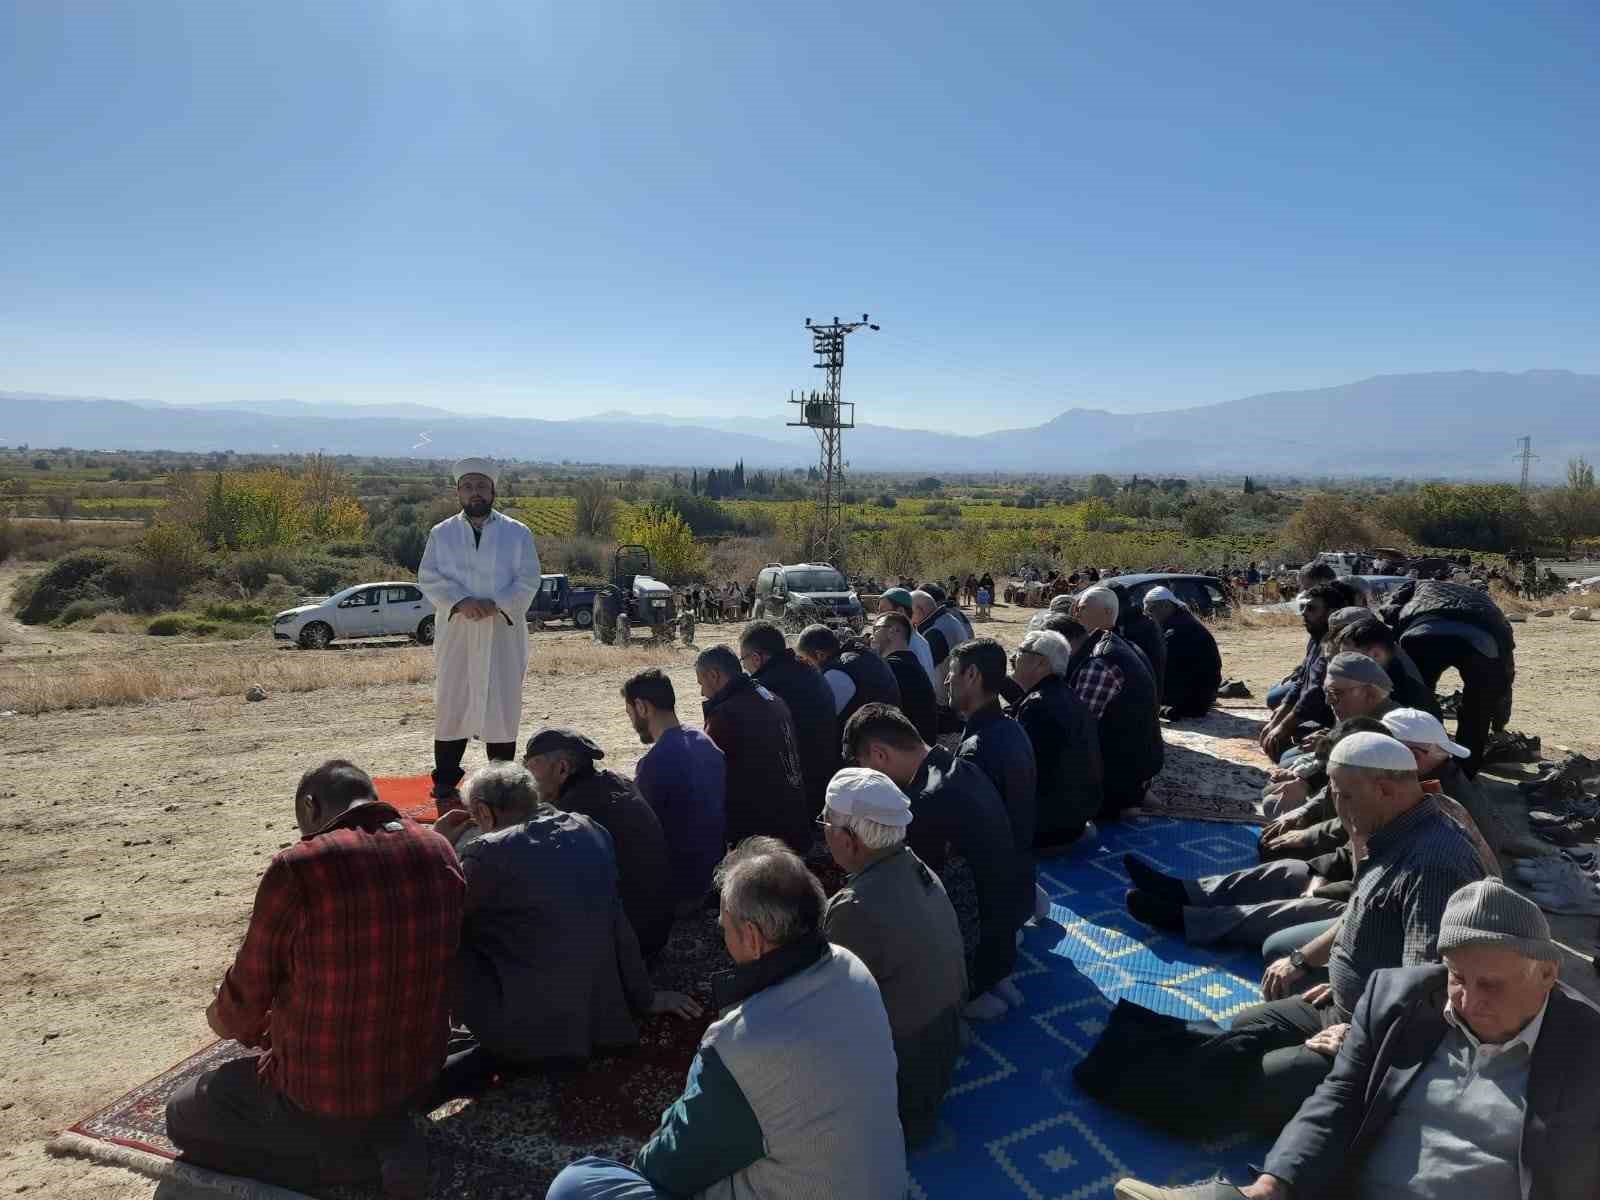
{"left": 418, "top": 458, "right": 541, "bottom": 809}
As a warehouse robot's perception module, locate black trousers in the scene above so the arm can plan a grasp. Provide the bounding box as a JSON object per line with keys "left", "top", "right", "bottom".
{"left": 165, "top": 1056, "right": 415, "bottom": 1192}
{"left": 432, "top": 739, "right": 516, "bottom": 795}
{"left": 1401, "top": 635, "right": 1513, "bottom": 777}
{"left": 1228, "top": 995, "right": 1342, "bottom": 1133}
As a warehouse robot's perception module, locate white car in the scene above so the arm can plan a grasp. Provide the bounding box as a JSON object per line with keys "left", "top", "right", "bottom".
{"left": 272, "top": 582, "right": 434, "bottom": 649}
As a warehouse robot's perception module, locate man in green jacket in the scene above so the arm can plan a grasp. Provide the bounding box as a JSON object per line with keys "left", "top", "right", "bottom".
{"left": 546, "top": 837, "right": 907, "bottom": 1200}
{"left": 820, "top": 767, "right": 967, "bottom": 1147}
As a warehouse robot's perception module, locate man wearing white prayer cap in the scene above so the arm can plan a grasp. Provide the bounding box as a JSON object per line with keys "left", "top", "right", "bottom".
{"left": 1137, "top": 728, "right": 1489, "bottom": 1139}
{"left": 417, "top": 459, "right": 541, "bottom": 807}
{"left": 819, "top": 767, "right": 966, "bottom": 1147}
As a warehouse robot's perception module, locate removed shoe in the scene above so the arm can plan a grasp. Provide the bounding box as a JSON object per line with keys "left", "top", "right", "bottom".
{"left": 1216, "top": 679, "right": 1252, "bottom": 700}
{"left": 1114, "top": 1180, "right": 1247, "bottom": 1200}
{"left": 963, "top": 990, "right": 1009, "bottom": 1021}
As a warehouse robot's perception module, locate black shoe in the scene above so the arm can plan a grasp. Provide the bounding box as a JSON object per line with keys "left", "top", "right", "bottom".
{"left": 1126, "top": 888, "right": 1184, "bottom": 932}
{"left": 1123, "top": 854, "right": 1187, "bottom": 905}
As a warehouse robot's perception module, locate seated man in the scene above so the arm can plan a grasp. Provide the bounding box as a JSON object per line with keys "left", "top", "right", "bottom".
{"left": 1260, "top": 651, "right": 1397, "bottom": 822}
{"left": 621, "top": 668, "right": 727, "bottom": 917}
{"left": 912, "top": 585, "right": 974, "bottom": 703}
{"left": 1337, "top": 616, "right": 1442, "bottom": 718}
{"left": 869, "top": 610, "right": 940, "bottom": 743}
{"left": 1259, "top": 582, "right": 1346, "bottom": 761}
{"left": 546, "top": 838, "right": 906, "bottom": 1200}
{"left": 1006, "top": 629, "right": 1105, "bottom": 851}
{"left": 819, "top": 768, "right": 967, "bottom": 1147}
{"left": 433, "top": 764, "right": 699, "bottom": 1100}
{"left": 879, "top": 585, "right": 939, "bottom": 686}
{"left": 167, "top": 761, "right": 465, "bottom": 1196}
{"left": 844, "top": 703, "right": 1024, "bottom": 1022}
{"left": 739, "top": 620, "right": 839, "bottom": 817}
{"left": 1142, "top": 586, "right": 1222, "bottom": 719}
{"left": 1066, "top": 587, "right": 1164, "bottom": 819}
{"left": 1113, "top": 879, "right": 1600, "bottom": 1200}
{"left": 795, "top": 622, "right": 901, "bottom": 727}
{"left": 523, "top": 728, "right": 675, "bottom": 958}
{"left": 948, "top": 637, "right": 1042, "bottom": 927}
{"left": 1212, "top": 732, "right": 1487, "bottom": 1133}
{"left": 695, "top": 644, "right": 810, "bottom": 855}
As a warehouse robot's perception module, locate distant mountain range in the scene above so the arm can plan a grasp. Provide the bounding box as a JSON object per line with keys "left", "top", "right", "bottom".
{"left": 1, "top": 370, "right": 1596, "bottom": 480}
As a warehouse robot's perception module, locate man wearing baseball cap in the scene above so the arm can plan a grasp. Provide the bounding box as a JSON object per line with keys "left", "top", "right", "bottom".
{"left": 523, "top": 727, "right": 674, "bottom": 958}
{"left": 879, "top": 586, "right": 938, "bottom": 687}
{"left": 1142, "top": 586, "right": 1221, "bottom": 719}
{"left": 819, "top": 768, "right": 966, "bottom": 1147}
{"left": 1114, "top": 879, "right": 1600, "bottom": 1199}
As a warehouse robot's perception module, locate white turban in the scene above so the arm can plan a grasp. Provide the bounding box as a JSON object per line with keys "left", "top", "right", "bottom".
{"left": 452, "top": 458, "right": 499, "bottom": 487}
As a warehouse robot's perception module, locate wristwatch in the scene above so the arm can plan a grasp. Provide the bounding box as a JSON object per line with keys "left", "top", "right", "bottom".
{"left": 1289, "top": 949, "right": 1308, "bottom": 972}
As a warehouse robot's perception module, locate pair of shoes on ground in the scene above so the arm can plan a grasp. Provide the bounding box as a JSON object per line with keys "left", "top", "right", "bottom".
{"left": 1114, "top": 1179, "right": 1247, "bottom": 1199}
{"left": 963, "top": 976, "right": 1025, "bottom": 1021}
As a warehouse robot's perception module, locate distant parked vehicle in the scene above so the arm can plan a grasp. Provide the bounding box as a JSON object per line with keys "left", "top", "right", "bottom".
{"left": 752, "top": 562, "right": 865, "bottom": 632}
{"left": 529, "top": 574, "right": 599, "bottom": 629}
{"left": 1093, "top": 573, "right": 1234, "bottom": 619}
{"left": 272, "top": 582, "right": 433, "bottom": 649}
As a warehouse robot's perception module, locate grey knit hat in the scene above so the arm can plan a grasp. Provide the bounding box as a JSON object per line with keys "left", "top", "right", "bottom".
{"left": 1326, "top": 651, "right": 1393, "bottom": 692}
{"left": 1437, "top": 878, "right": 1560, "bottom": 963}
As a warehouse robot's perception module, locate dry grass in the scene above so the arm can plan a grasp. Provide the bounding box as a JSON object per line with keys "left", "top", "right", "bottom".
{"left": 0, "top": 648, "right": 437, "bottom": 715}
{"left": 1232, "top": 605, "right": 1303, "bottom": 630}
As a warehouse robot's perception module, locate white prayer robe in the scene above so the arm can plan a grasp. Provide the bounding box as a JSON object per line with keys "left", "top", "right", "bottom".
{"left": 417, "top": 509, "right": 541, "bottom": 743}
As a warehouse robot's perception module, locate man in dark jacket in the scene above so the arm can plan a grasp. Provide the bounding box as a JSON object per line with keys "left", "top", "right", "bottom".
{"left": 1336, "top": 618, "right": 1441, "bottom": 718}
{"left": 420, "top": 764, "right": 700, "bottom": 1102}
{"left": 1006, "top": 629, "right": 1104, "bottom": 850}
{"left": 1112, "top": 880, "right": 1600, "bottom": 1200}
{"left": 696, "top": 644, "right": 811, "bottom": 855}
{"left": 1380, "top": 579, "right": 1515, "bottom": 775}
{"left": 912, "top": 586, "right": 973, "bottom": 702}
{"left": 523, "top": 728, "right": 675, "bottom": 958}
{"left": 1142, "top": 587, "right": 1221, "bottom": 719}
{"left": 948, "top": 637, "right": 1041, "bottom": 929}
{"left": 844, "top": 703, "right": 1023, "bottom": 1023}
{"left": 1068, "top": 588, "right": 1164, "bottom": 819}
{"left": 795, "top": 622, "right": 901, "bottom": 728}
{"left": 869, "top": 610, "right": 940, "bottom": 743}
{"left": 1260, "top": 582, "right": 1347, "bottom": 761}
{"left": 739, "top": 620, "right": 840, "bottom": 816}
{"left": 1117, "top": 595, "right": 1167, "bottom": 706}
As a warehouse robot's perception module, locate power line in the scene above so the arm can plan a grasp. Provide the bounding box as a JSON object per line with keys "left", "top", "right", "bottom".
{"left": 788, "top": 314, "right": 878, "bottom": 566}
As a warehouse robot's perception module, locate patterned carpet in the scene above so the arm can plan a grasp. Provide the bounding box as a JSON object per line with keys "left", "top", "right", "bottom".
{"left": 56, "top": 817, "right": 1272, "bottom": 1199}
{"left": 1134, "top": 706, "right": 1272, "bottom": 823}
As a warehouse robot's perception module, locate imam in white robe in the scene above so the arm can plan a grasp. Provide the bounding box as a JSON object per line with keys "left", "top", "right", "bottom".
{"left": 417, "top": 509, "right": 541, "bottom": 744}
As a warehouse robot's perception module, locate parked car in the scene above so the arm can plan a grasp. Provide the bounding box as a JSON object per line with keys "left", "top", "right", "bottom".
{"left": 272, "top": 582, "right": 433, "bottom": 649}
{"left": 529, "top": 574, "right": 599, "bottom": 629}
{"left": 752, "top": 562, "right": 865, "bottom": 631}
{"left": 1094, "top": 573, "right": 1234, "bottom": 619}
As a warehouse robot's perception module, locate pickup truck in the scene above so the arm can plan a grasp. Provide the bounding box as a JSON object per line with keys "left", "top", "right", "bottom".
{"left": 529, "top": 574, "right": 600, "bottom": 629}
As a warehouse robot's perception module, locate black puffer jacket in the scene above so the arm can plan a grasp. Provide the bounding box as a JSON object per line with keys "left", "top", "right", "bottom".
{"left": 1067, "top": 630, "right": 1164, "bottom": 818}
{"left": 752, "top": 649, "right": 841, "bottom": 817}
{"left": 1118, "top": 610, "right": 1167, "bottom": 705}
{"left": 1381, "top": 580, "right": 1515, "bottom": 657}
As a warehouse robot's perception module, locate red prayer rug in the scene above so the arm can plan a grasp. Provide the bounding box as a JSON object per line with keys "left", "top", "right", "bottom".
{"left": 371, "top": 775, "right": 444, "bottom": 824}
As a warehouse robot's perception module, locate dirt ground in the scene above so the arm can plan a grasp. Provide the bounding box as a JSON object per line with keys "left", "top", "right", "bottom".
{"left": 2, "top": 597, "right": 1598, "bottom": 1197}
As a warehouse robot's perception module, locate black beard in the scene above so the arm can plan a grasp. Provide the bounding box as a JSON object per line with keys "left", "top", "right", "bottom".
{"left": 462, "top": 498, "right": 491, "bottom": 518}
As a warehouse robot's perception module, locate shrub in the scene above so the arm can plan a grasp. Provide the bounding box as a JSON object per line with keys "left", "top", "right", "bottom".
{"left": 202, "top": 601, "right": 272, "bottom": 622}
{"left": 146, "top": 615, "right": 190, "bottom": 636}
{"left": 56, "top": 597, "right": 118, "bottom": 625}
{"left": 12, "top": 549, "right": 132, "bottom": 624}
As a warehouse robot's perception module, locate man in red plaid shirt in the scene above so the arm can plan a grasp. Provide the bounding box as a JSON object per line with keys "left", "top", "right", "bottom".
{"left": 166, "top": 760, "right": 465, "bottom": 1197}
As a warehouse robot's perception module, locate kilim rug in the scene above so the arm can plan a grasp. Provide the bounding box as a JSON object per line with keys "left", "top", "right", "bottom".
{"left": 1133, "top": 706, "right": 1273, "bottom": 824}
{"left": 54, "top": 818, "right": 1272, "bottom": 1199}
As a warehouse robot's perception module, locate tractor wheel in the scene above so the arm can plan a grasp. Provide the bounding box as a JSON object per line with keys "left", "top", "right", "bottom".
{"left": 574, "top": 607, "right": 593, "bottom": 629}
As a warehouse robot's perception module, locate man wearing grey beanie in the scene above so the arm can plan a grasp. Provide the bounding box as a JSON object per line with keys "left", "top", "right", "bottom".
{"left": 1114, "top": 877, "right": 1600, "bottom": 1200}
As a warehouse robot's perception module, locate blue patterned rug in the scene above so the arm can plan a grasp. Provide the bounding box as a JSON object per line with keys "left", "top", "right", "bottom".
{"left": 910, "top": 817, "right": 1271, "bottom": 1200}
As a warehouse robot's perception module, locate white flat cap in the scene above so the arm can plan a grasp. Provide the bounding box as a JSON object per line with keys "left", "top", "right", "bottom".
{"left": 1382, "top": 708, "right": 1470, "bottom": 759}
{"left": 825, "top": 767, "right": 913, "bottom": 828}
{"left": 1328, "top": 731, "right": 1417, "bottom": 773}
{"left": 1142, "top": 585, "right": 1180, "bottom": 607}
{"left": 452, "top": 458, "right": 499, "bottom": 486}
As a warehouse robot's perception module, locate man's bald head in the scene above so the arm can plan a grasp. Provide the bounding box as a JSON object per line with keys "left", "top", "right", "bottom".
{"left": 1075, "top": 586, "right": 1119, "bottom": 631}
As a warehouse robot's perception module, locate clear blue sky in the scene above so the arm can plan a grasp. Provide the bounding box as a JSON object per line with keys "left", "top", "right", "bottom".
{"left": 2, "top": 1, "right": 1596, "bottom": 432}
